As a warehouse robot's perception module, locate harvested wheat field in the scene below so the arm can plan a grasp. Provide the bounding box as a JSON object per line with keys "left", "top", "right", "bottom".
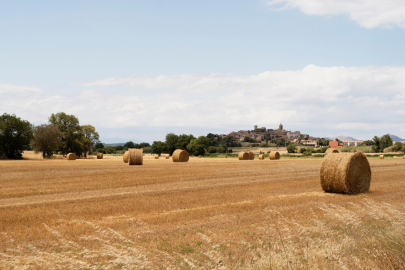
{"left": 1, "top": 155, "right": 404, "bottom": 269}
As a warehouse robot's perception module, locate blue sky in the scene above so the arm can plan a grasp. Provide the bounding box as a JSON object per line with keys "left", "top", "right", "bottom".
{"left": 1, "top": 0, "right": 405, "bottom": 142}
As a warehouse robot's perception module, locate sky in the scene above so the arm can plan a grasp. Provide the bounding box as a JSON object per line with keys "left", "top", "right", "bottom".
{"left": 1, "top": 0, "right": 405, "bottom": 143}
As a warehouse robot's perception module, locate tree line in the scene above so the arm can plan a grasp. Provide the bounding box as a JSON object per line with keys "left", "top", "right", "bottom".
{"left": 0, "top": 112, "right": 100, "bottom": 159}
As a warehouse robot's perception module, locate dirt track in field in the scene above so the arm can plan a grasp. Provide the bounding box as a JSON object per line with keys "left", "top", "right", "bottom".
{"left": 1, "top": 155, "right": 404, "bottom": 269}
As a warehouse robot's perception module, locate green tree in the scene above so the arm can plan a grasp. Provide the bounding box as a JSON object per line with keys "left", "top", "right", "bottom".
{"left": 139, "top": 142, "right": 151, "bottom": 148}
{"left": 49, "top": 112, "right": 84, "bottom": 155}
{"left": 380, "top": 134, "right": 393, "bottom": 151}
{"left": 176, "top": 134, "right": 195, "bottom": 150}
{"left": 244, "top": 136, "right": 256, "bottom": 143}
{"left": 187, "top": 136, "right": 211, "bottom": 156}
{"left": 391, "top": 142, "right": 404, "bottom": 152}
{"left": 165, "top": 133, "right": 179, "bottom": 155}
{"left": 124, "top": 141, "right": 135, "bottom": 149}
{"left": 94, "top": 142, "right": 104, "bottom": 149}
{"left": 151, "top": 141, "right": 168, "bottom": 155}
{"left": 0, "top": 113, "right": 33, "bottom": 159}
{"left": 81, "top": 125, "right": 99, "bottom": 157}
{"left": 372, "top": 136, "right": 381, "bottom": 152}
{"left": 30, "top": 124, "right": 63, "bottom": 158}
{"left": 287, "top": 144, "right": 297, "bottom": 153}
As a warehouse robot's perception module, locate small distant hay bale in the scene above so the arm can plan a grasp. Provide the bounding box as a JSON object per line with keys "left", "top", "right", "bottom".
{"left": 165, "top": 154, "right": 170, "bottom": 159}
{"left": 97, "top": 153, "right": 103, "bottom": 159}
{"left": 238, "top": 152, "right": 249, "bottom": 160}
{"left": 259, "top": 154, "right": 264, "bottom": 160}
{"left": 269, "top": 151, "right": 280, "bottom": 160}
{"left": 320, "top": 152, "right": 371, "bottom": 195}
{"left": 128, "top": 148, "right": 143, "bottom": 165}
{"left": 67, "top": 153, "right": 76, "bottom": 160}
{"left": 379, "top": 155, "right": 384, "bottom": 159}
{"left": 248, "top": 152, "right": 254, "bottom": 160}
{"left": 123, "top": 151, "right": 129, "bottom": 163}
{"left": 172, "top": 149, "right": 189, "bottom": 162}
{"left": 403, "top": 155, "right": 405, "bottom": 159}
{"left": 155, "top": 154, "right": 159, "bottom": 159}
{"left": 324, "top": 148, "right": 340, "bottom": 157}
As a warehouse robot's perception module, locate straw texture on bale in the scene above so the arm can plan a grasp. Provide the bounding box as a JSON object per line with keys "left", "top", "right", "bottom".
{"left": 320, "top": 152, "right": 371, "bottom": 195}
{"left": 324, "top": 148, "right": 340, "bottom": 157}
{"left": 238, "top": 152, "right": 249, "bottom": 160}
{"left": 172, "top": 149, "right": 189, "bottom": 162}
{"left": 97, "top": 153, "right": 103, "bottom": 159}
{"left": 259, "top": 154, "right": 264, "bottom": 160}
{"left": 123, "top": 151, "right": 129, "bottom": 163}
{"left": 166, "top": 154, "right": 170, "bottom": 159}
{"left": 67, "top": 153, "right": 76, "bottom": 160}
{"left": 155, "top": 154, "right": 159, "bottom": 159}
{"left": 269, "top": 151, "right": 280, "bottom": 160}
{"left": 379, "top": 155, "right": 384, "bottom": 159}
{"left": 128, "top": 148, "right": 143, "bottom": 165}
{"left": 248, "top": 152, "right": 254, "bottom": 160}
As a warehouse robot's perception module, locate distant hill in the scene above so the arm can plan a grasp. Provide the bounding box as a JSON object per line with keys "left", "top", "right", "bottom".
{"left": 389, "top": 134, "right": 405, "bottom": 142}
{"left": 104, "top": 143, "right": 126, "bottom": 147}
{"left": 326, "top": 135, "right": 359, "bottom": 141}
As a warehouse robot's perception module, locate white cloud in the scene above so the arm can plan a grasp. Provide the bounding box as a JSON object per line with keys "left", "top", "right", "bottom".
{"left": 0, "top": 83, "right": 43, "bottom": 94}
{"left": 2, "top": 65, "right": 405, "bottom": 141}
{"left": 266, "top": 0, "right": 405, "bottom": 28}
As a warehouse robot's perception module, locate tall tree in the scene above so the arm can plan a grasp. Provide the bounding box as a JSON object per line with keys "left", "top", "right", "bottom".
{"left": 151, "top": 141, "right": 168, "bottom": 155}
{"left": 124, "top": 141, "right": 135, "bottom": 149}
{"left": 49, "top": 112, "right": 83, "bottom": 155}
{"left": 30, "top": 124, "right": 63, "bottom": 158}
{"left": 81, "top": 125, "right": 99, "bottom": 157}
{"left": 0, "top": 113, "right": 33, "bottom": 159}
{"left": 372, "top": 136, "right": 380, "bottom": 152}
{"left": 187, "top": 136, "right": 211, "bottom": 156}
{"left": 165, "top": 133, "right": 179, "bottom": 155}
{"left": 380, "top": 134, "right": 393, "bottom": 151}
{"left": 176, "top": 134, "right": 195, "bottom": 150}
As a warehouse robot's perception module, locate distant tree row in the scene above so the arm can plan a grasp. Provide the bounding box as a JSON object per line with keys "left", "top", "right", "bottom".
{"left": 0, "top": 112, "right": 100, "bottom": 159}
{"left": 151, "top": 133, "right": 240, "bottom": 156}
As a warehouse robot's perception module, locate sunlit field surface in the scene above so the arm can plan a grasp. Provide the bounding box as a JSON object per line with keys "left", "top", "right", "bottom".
{"left": 1, "top": 153, "right": 404, "bottom": 269}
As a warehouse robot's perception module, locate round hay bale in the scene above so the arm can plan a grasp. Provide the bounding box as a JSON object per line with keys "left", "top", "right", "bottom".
{"left": 128, "top": 148, "right": 143, "bottom": 165}
{"left": 123, "top": 151, "right": 129, "bottom": 163}
{"left": 324, "top": 148, "right": 340, "bottom": 157}
{"left": 67, "top": 153, "right": 76, "bottom": 160}
{"left": 238, "top": 152, "right": 249, "bottom": 160}
{"left": 403, "top": 155, "right": 405, "bottom": 159}
{"left": 259, "top": 154, "right": 264, "bottom": 160}
{"left": 172, "top": 149, "right": 189, "bottom": 162}
{"left": 320, "top": 152, "right": 371, "bottom": 195}
{"left": 97, "top": 153, "right": 103, "bottom": 159}
{"left": 269, "top": 151, "right": 280, "bottom": 160}
{"left": 155, "top": 154, "right": 159, "bottom": 159}
{"left": 165, "top": 154, "right": 170, "bottom": 159}
{"left": 379, "top": 155, "right": 384, "bottom": 159}
{"left": 248, "top": 152, "right": 254, "bottom": 160}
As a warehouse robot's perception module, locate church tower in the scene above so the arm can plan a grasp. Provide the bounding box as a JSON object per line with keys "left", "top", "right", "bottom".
{"left": 279, "top": 123, "right": 283, "bottom": 131}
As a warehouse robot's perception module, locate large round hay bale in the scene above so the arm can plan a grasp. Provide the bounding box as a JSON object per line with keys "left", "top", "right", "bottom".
{"left": 155, "top": 154, "right": 159, "bottom": 159}
{"left": 165, "top": 154, "right": 170, "bottom": 159}
{"left": 259, "top": 154, "right": 264, "bottom": 160}
{"left": 269, "top": 151, "right": 280, "bottom": 160}
{"left": 97, "top": 153, "right": 103, "bottom": 159}
{"left": 172, "top": 149, "right": 189, "bottom": 162}
{"left": 324, "top": 148, "right": 340, "bottom": 157}
{"left": 128, "top": 148, "right": 143, "bottom": 165}
{"left": 248, "top": 152, "right": 254, "bottom": 160}
{"left": 238, "top": 152, "right": 249, "bottom": 160}
{"left": 320, "top": 152, "right": 371, "bottom": 194}
{"left": 123, "top": 151, "right": 129, "bottom": 163}
{"left": 67, "top": 153, "right": 76, "bottom": 160}
{"left": 379, "top": 155, "right": 384, "bottom": 159}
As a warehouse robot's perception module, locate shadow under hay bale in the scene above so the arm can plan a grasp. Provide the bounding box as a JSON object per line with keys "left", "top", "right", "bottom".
{"left": 269, "top": 151, "right": 280, "bottom": 160}
{"left": 238, "top": 152, "right": 249, "bottom": 160}
{"left": 128, "top": 148, "right": 143, "bottom": 165}
{"left": 248, "top": 152, "right": 254, "bottom": 160}
{"left": 379, "top": 155, "right": 384, "bottom": 159}
{"left": 123, "top": 151, "right": 129, "bottom": 163}
{"left": 259, "top": 154, "right": 264, "bottom": 160}
{"left": 97, "top": 153, "right": 103, "bottom": 159}
{"left": 172, "top": 149, "right": 189, "bottom": 162}
{"left": 320, "top": 152, "right": 371, "bottom": 195}
{"left": 67, "top": 153, "right": 76, "bottom": 160}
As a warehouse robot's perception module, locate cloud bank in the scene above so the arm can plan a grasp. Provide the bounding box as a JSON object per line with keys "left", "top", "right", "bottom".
{"left": 1, "top": 65, "right": 405, "bottom": 141}
{"left": 266, "top": 0, "right": 405, "bottom": 29}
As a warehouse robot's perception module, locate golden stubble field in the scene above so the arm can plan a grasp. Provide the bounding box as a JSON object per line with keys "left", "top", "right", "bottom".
{"left": 1, "top": 153, "right": 404, "bottom": 269}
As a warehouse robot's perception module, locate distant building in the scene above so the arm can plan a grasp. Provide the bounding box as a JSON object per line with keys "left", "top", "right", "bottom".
{"left": 301, "top": 140, "right": 317, "bottom": 147}
{"left": 287, "top": 131, "right": 301, "bottom": 140}
{"left": 329, "top": 141, "right": 340, "bottom": 148}
{"left": 342, "top": 141, "right": 363, "bottom": 146}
